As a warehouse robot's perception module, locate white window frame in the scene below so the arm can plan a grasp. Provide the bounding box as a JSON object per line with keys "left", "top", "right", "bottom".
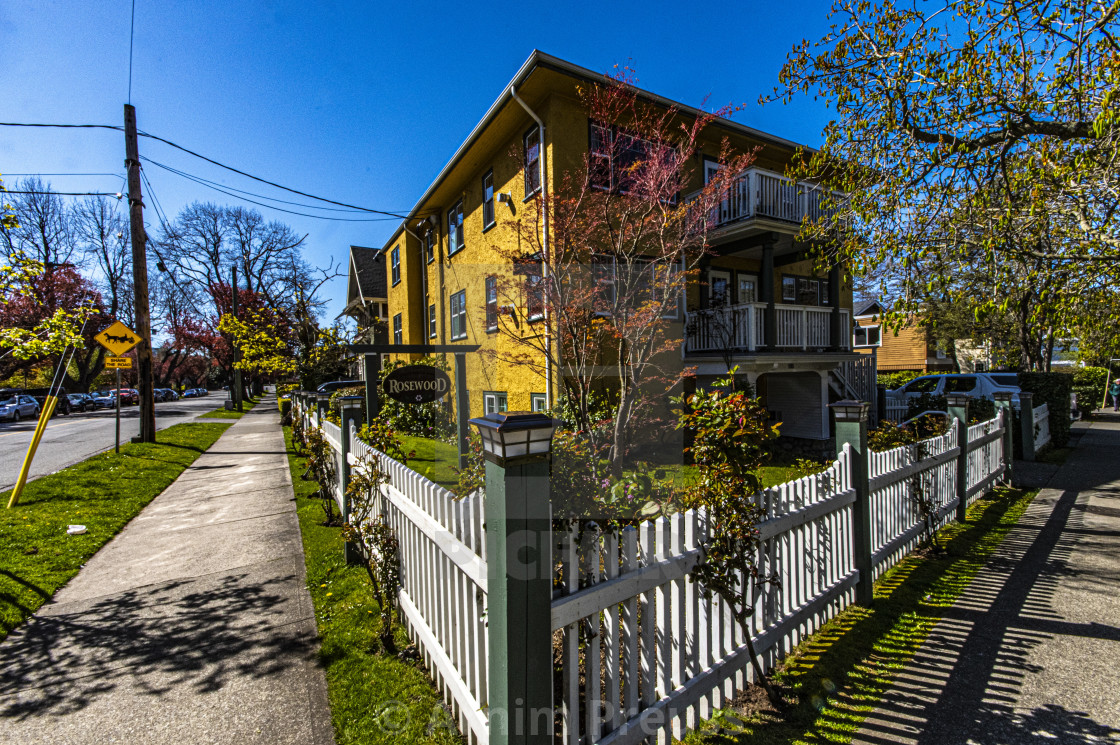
{"left": 530, "top": 393, "right": 548, "bottom": 412}
{"left": 484, "top": 391, "right": 508, "bottom": 414}
{"left": 482, "top": 170, "right": 495, "bottom": 229}
{"left": 853, "top": 324, "right": 882, "bottom": 348}
{"left": 390, "top": 246, "right": 401, "bottom": 286}
{"left": 392, "top": 313, "right": 402, "bottom": 345}
{"left": 448, "top": 201, "right": 464, "bottom": 256}
{"left": 450, "top": 290, "right": 467, "bottom": 340}
{"left": 428, "top": 304, "right": 437, "bottom": 339}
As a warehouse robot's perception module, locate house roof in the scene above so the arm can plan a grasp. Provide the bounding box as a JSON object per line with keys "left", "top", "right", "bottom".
{"left": 344, "top": 246, "right": 386, "bottom": 316}
{"left": 381, "top": 49, "right": 822, "bottom": 250}
{"left": 854, "top": 299, "right": 883, "bottom": 318}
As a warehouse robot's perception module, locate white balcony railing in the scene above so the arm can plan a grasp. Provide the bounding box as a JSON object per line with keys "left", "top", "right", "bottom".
{"left": 684, "top": 303, "right": 851, "bottom": 354}
{"left": 685, "top": 167, "right": 847, "bottom": 231}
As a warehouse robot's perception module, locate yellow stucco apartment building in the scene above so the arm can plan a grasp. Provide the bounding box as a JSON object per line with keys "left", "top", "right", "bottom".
{"left": 362, "top": 51, "right": 870, "bottom": 451}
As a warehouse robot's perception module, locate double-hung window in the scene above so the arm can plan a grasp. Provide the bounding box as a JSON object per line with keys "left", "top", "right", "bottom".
{"left": 424, "top": 229, "right": 435, "bottom": 263}
{"left": 853, "top": 325, "right": 881, "bottom": 348}
{"left": 589, "top": 122, "right": 613, "bottom": 190}
{"left": 520, "top": 261, "right": 545, "bottom": 321}
{"left": 484, "top": 391, "right": 508, "bottom": 415}
{"left": 593, "top": 255, "right": 617, "bottom": 315}
{"left": 482, "top": 171, "right": 495, "bottom": 229}
{"left": 524, "top": 126, "right": 541, "bottom": 196}
{"left": 392, "top": 313, "right": 402, "bottom": 345}
{"left": 450, "top": 290, "right": 467, "bottom": 340}
{"left": 485, "top": 275, "right": 498, "bottom": 331}
{"left": 530, "top": 393, "right": 548, "bottom": 412}
{"left": 448, "top": 201, "right": 464, "bottom": 256}
{"left": 428, "top": 304, "right": 437, "bottom": 339}
{"left": 390, "top": 246, "right": 401, "bottom": 285}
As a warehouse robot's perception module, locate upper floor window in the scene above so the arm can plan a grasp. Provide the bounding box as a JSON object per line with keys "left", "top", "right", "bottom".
{"left": 450, "top": 289, "right": 467, "bottom": 340}
{"left": 518, "top": 261, "right": 545, "bottom": 321}
{"left": 428, "top": 304, "right": 437, "bottom": 339}
{"left": 524, "top": 126, "right": 541, "bottom": 196}
{"left": 853, "top": 325, "right": 881, "bottom": 348}
{"left": 392, "top": 313, "right": 403, "bottom": 345}
{"left": 485, "top": 275, "right": 498, "bottom": 331}
{"left": 390, "top": 246, "right": 401, "bottom": 286}
{"left": 482, "top": 171, "right": 495, "bottom": 229}
{"left": 424, "top": 228, "right": 435, "bottom": 263}
{"left": 448, "top": 201, "right": 464, "bottom": 256}
{"left": 588, "top": 120, "right": 663, "bottom": 195}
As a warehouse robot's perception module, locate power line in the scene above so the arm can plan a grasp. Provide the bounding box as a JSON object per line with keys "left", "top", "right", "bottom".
{"left": 3, "top": 190, "right": 122, "bottom": 198}
{"left": 135, "top": 129, "right": 417, "bottom": 217}
{"left": 0, "top": 119, "right": 432, "bottom": 220}
{"left": 2, "top": 173, "right": 122, "bottom": 177}
{"left": 142, "top": 158, "right": 402, "bottom": 222}
{"left": 141, "top": 156, "right": 384, "bottom": 214}
{"left": 0, "top": 122, "right": 123, "bottom": 132}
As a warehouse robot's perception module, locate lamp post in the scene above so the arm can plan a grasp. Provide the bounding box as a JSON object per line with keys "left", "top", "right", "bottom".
{"left": 831, "top": 400, "right": 873, "bottom": 606}
{"left": 338, "top": 395, "right": 365, "bottom": 564}
{"left": 468, "top": 411, "right": 559, "bottom": 745}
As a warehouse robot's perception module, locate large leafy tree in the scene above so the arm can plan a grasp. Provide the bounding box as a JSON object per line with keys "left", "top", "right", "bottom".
{"left": 768, "top": 0, "right": 1120, "bottom": 310}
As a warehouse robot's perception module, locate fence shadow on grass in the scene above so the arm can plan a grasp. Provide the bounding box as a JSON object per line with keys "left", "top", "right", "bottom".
{"left": 0, "top": 566, "right": 316, "bottom": 721}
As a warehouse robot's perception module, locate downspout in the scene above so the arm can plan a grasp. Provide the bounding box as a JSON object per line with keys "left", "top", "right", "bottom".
{"left": 510, "top": 84, "right": 553, "bottom": 409}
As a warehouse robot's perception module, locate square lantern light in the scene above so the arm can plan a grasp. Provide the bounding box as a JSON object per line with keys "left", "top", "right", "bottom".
{"left": 830, "top": 400, "right": 869, "bottom": 423}
{"left": 945, "top": 393, "right": 971, "bottom": 409}
{"left": 468, "top": 411, "right": 560, "bottom": 466}
{"left": 338, "top": 395, "right": 363, "bottom": 412}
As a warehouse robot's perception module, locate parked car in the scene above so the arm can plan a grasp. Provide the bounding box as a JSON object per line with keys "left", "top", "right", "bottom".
{"left": 67, "top": 393, "right": 95, "bottom": 412}
{"left": 183, "top": 388, "right": 205, "bottom": 398}
{"left": 316, "top": 380, "right": 364, "bottom": 394}
{"left": 0, "top": 395, "right": 41, "bottom": 423}
{"left": 156, "top": 388, "right": 179, "bottom": 401}
{"left": 91, "top": 392, "right": 117, "bottom": 409}
{"left": 887, "top": 373, "right": 1020, "bottom": 406}
{"left": 112, "top": 388, "right": 140, "bottom": 405}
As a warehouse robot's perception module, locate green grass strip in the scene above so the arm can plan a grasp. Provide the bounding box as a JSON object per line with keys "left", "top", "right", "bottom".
{"left": 199, "top": 397, "right": 259, "bottom": 419}
{"left": 282, "top": 427, "right": 463, "bottom": 745}
{"left": 0, "top": 421, "right": 233, "bottom": 641}
{"left": 684, "top": 485, "right": 1039, "bottom": 745}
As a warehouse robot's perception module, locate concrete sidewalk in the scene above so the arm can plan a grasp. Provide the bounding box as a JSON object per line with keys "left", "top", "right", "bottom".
{"left": 0, "top": 397, "right": 334, "bottom": 745}
{"left": 854, "top": 418, "right": 1120, "bottom": 745}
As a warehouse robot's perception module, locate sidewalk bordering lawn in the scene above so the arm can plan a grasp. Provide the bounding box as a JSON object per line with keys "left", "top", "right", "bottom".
{"left": 199, "top": 396, "right": 259, "bottom": 419}
{"left": 0, "top": 421, "right": 233, "bottom": 640}
{"left": 282, "top": 426, "right": 462, "bottom": 745}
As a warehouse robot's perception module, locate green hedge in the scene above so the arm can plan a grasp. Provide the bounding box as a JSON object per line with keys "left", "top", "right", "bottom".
{"left": 1071, "top": 366, "right": 1109, "bottom": 415}
{"left": 1019, "top": 372, "right": 1073, "bottom": 448}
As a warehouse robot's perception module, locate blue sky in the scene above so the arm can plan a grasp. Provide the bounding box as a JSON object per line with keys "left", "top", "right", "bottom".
{"left": 1, "top": 0, "right": 837, "bottom": 321}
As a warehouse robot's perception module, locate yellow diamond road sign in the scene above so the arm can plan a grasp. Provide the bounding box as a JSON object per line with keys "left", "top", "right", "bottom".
{"left": 104, "top": 356, "right": 132, "bottom": 369}
{"left": 95, "top": 321, "right": 141, "bottom": 356}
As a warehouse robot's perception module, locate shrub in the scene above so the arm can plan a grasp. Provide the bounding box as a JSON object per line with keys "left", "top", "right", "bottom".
{"left": 1072, "top": 366, "right": 1109, "bottom": 415}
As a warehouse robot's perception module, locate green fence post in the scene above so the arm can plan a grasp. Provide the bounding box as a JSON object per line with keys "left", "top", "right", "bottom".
{"left": 831, "top": 400, "right": 873, "bottom": 606}
{"left": 470, "top": 412, "right": 558, "bottom": 745}
{"left": 993, "top": 391, "right": 1016, "bottom": 486}
{"left": 947, "top": 393, "right": 971, "bottom": 521}
{"left": 1018, "top": 391, "right": 1036, "bottom": 462}
{"left": 339, "top": 395, "right": 365, "bottom": 565}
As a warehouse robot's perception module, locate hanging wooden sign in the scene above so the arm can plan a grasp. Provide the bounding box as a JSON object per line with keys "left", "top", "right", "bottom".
{"left": 382, "top": 365, "right": 451, "bottom": 404}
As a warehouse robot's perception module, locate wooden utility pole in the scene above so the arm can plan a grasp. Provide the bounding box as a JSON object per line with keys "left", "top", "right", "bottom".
{"left": 124, "top": 104, "right": 156, "bottom": 442}
{"left": 231, "top": 264, "right": 243, "bottom": 412}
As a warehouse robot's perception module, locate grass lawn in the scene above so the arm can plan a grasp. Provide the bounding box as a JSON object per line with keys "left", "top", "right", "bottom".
{"left": 683, "top": 484, "right": 1039, "bottom": 745}
{"left": 0, "top": 421, "right": 232, "bottom": 641}
{"left": 199, "top": 396, "right": 259, "bottom": 419}
{"left": 395, "top": 434, "right": 820, "bottom": 494}
{"left": 283, "top": 427, "right": 463, "bottom": 745}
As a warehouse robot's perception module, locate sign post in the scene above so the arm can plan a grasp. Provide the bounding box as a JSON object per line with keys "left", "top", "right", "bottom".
{"left": 96, "top": 322, "right": 141, "bottom": 453}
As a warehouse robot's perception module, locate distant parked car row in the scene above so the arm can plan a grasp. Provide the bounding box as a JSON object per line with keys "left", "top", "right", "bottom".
{"left": 886, "top": 373, "right": 1021, "bottom": 407}
{"left": 182, "top": 388, "right": 210, "bottom": 398}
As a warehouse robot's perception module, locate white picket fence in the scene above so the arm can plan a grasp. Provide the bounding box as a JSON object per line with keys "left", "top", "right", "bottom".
{"left": 1033, "top": 403, "right": 1052, "bottom": 450}
{"left": 295, "top": 398, "right": 1008, "bottom": 745}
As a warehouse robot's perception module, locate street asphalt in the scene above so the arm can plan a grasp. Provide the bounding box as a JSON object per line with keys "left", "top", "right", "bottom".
{"left": 0, "top": 396, "right": 223, "bottom": 492}
{"left": 853, "top": 415, "right": 1120, "bottom": 745}
{"left": 0, "top": 395, "right": 334, "bottom": 744}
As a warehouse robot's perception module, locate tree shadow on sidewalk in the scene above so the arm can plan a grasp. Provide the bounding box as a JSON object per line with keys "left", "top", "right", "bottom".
{"left": 0, "top": 567, "right": 316, "bottom": 721}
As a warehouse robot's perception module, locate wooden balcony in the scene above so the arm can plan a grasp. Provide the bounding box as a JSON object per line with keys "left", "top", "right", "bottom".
{"left": 684, "top": 303, "right": 851, "bottom": 355}
{"left": 684, "top": 167, "right": 846, "bottom": 233}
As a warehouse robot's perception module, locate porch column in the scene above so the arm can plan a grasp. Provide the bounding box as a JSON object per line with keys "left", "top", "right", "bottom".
{"left": 829, "top": 262, "right": 843, "bottom": 351}
{"left": 761, "top": 242, "right": 776, "bottom": 348}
